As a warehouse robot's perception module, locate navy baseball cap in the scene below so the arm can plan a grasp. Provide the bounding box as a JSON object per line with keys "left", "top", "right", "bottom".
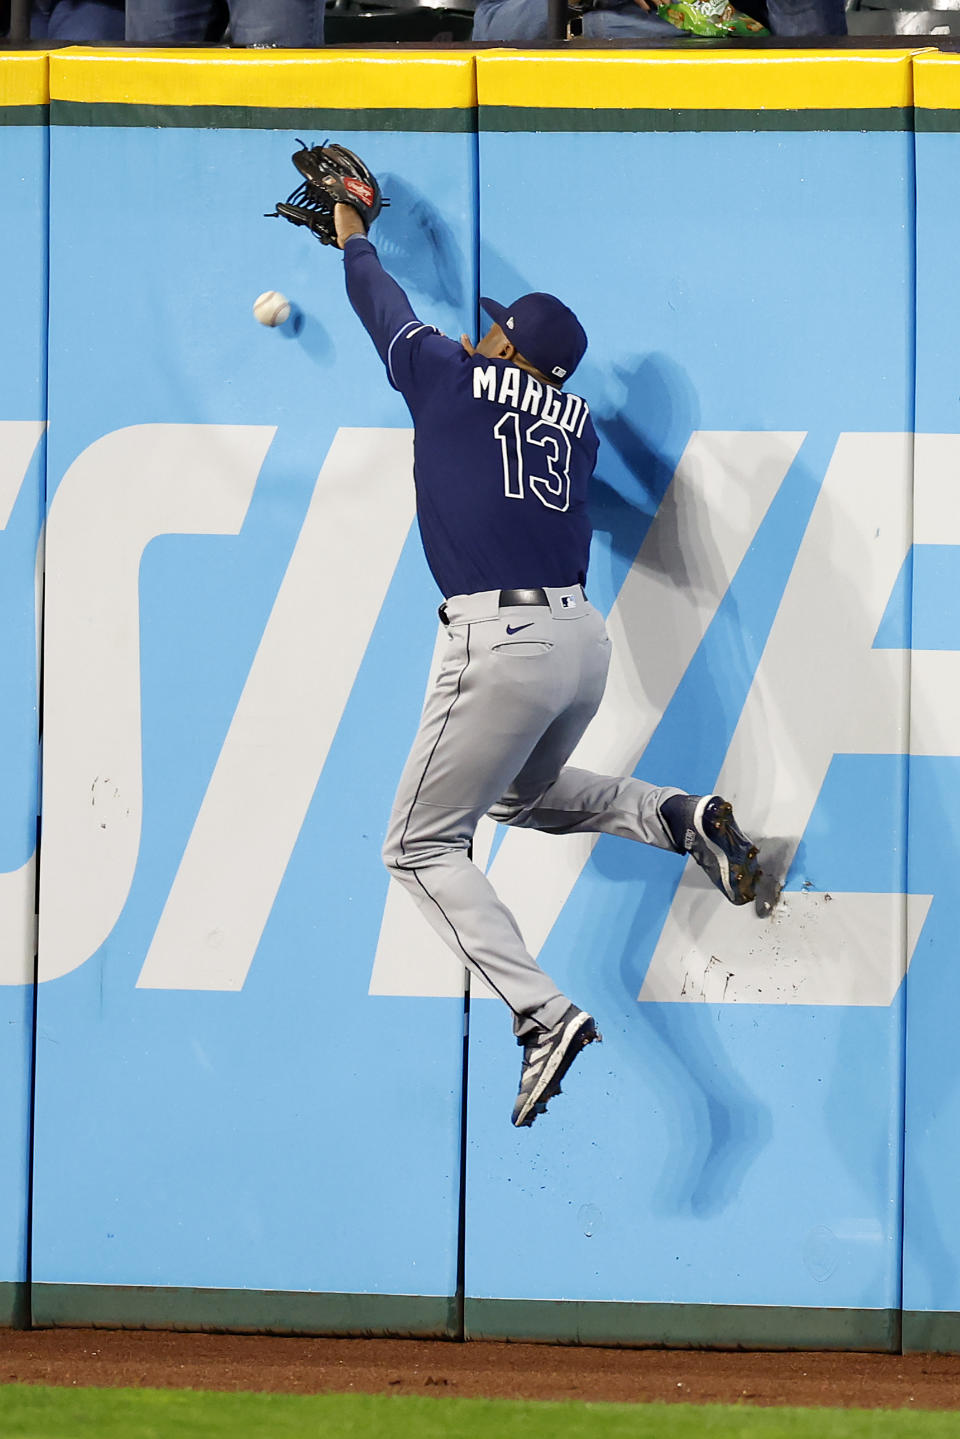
{"left": 480, "top": 292, "right": 587, "bottom": 384}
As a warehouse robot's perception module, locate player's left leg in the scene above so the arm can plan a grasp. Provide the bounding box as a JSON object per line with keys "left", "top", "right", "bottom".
{"left": 382, "top": 609, "right": 579, "bottom": 1039}
{"left": 383, "top": 590, "right": 609, "bottom": 1126}
{"left": 512, "top": 1005, "right": 600, "bottom": 1129}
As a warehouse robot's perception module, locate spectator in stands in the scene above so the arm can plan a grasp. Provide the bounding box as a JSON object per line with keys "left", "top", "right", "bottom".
{"left": 125, "top": 0, "right": 324, "bottom": 44}
{"left": 765, "top": 0, "right": 846, "bottom": 30}
{"left": 472, "top": 0, "right": 680, "bottom": 37}
{"left": 30, "top": 0, "right": 124, "bottom": 38}
{"left": 472, "top": 0, "right": 846, "bottom": 36}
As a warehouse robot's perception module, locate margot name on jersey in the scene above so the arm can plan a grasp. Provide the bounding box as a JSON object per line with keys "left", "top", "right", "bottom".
{"left": 472, "top": 363, "right": 591, "bottom": 438}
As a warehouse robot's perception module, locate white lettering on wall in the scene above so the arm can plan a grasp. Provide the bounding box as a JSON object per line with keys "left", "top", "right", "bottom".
{"left": 0, "top": 421, "right": 45, "bottom": 985}
{"left": 37, "top": 424, "right": 275, "bottom": 983}
{"left": 137, "top": 428, "right": 415, "bottom": 991}
{"left": 640, "top": 433, "right": 934, "bottom": 1005}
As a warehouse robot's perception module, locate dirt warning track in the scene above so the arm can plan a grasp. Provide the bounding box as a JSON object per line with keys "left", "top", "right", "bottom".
{"left": 1, "top": 1331, "right": 959, "bottom": 1410}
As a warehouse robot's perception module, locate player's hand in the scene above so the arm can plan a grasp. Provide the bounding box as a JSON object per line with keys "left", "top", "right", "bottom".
{"left": 334, "top": 202, "right": 367, "bottom": 249}
{"left": 632, "top": 0, "right": 653, "bottom": 10}
{"left": 460, "top": 334, "right": 477, "bottom": 356}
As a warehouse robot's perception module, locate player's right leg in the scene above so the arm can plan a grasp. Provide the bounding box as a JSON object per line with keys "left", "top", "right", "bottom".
{"left": 657, "top": 793, "right": 761, "bottom": 906}
{"left": 487, "top": 601, "right": 683, "bottom": 849}
{"left": 487, "top": 606, "right": 761, "bottom": 905}
{"left": 494, "top": 764, "right": 761, "bottom": 905}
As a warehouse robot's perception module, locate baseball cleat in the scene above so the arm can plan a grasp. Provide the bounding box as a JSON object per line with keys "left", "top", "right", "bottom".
{"left": 512, "top": 1005, "right": 601, "bottom": 1129}
{"left": 660, "top": 794, "right": 761, "bottom": 906}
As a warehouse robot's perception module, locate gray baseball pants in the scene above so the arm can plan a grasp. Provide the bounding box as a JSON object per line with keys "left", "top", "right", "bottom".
{"left": 382, "top": 585, "right": 683, "bottom": 1038}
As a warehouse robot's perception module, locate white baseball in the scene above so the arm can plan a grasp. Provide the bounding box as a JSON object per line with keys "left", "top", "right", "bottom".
{"left": 253, "top": 290, "right": 291, "bottom": 327}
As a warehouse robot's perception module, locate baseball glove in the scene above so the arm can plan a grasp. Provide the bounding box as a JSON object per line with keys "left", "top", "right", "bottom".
{"left": 267, "top": 140, "right": 387, "bottom": 247}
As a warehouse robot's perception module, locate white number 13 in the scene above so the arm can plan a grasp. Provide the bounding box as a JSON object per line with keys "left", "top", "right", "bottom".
{"left": 493, "top": 414, "right": 572, "bottom": 514}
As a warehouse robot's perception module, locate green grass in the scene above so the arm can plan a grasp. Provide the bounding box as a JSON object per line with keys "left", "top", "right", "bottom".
{"left": 1, "top": 1386, "right": 960, "bottom": 1439}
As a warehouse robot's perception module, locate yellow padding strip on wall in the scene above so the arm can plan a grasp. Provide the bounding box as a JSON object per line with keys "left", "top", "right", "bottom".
{"left": 50, "top": 48, "right": 476, "bottom": 110}
{"left": 0, "top": 53, "right": 49, "bottom": 107}
{"left": 476, "top": 50, "right": 916, "bottom": 111}
{"left": 914, "top": 53, "right": 960, "bottom": 109}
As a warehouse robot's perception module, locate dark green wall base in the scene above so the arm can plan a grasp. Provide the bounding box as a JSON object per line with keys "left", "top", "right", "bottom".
{"left": 24, "top": 1286, "right": 928, "bottom": 1353}
{"left": 0, "top": 1283, "right": 28, "bottom": 1328}
{"left": 32, "top": 1285, "right": 458, "bottom": 1338}
{"left": 465, "top": 1299, "right": 901, "bottom": 1352}
{"left": 903, "top": 1311, "right": 960, "bottom": 1354}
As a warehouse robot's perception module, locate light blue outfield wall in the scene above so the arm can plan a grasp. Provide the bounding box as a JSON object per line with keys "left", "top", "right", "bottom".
{"left": 0, "top": 106, "right": 46, "bottom": 1322}
{"left": 33, "top": 114, "right": 476, "bottom": 1317}
{"left": 902, "top": 90, "right": 960, "bottom": 1345}
{"left": 18, "top": 48, "right": 960, "bottom": 1347}
{"left": 466, "top": 118, "right": 916, "bottom": 1331}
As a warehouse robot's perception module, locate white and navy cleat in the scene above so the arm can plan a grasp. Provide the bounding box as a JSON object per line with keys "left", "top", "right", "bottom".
{"left": 512, "top": 1005, "right": 601, "bottom": 1129}
{"left": 661, "top": 793, "right": 762, "bottom": 906}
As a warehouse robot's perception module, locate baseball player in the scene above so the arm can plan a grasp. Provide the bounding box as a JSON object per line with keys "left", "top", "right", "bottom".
{"left": 327, "top": 191, "right": 761, "bottom": 1129}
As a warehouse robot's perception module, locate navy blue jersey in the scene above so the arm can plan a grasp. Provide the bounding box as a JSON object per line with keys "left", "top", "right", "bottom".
{"left": 344, "top": 236, "right": 596, "bottom": 600}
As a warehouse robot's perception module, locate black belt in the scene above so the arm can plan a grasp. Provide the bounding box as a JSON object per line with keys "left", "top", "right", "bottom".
{"left": 439, "top": 587, "right": 575, "bottom": 626}
{"left": 498, "top": 588, "right": 550, "bottom": 608}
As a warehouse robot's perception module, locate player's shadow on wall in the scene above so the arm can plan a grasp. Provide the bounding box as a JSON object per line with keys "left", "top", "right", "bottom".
{"left": 584, "top": 351, "right": 778, "bottom": 1218}
{"left": 288, "top": 307, "right": 333, "bottom": 367}
{"left": 374, "top": 174, "right": 465, "bottom": 312}
{"left": 590, "top": 352, "right": 695, "bottom": 556}
{"left": 629, "top": 1003, "right": 774, "bottom": 1222}
{"left": 589, "top": 351, "right": 770, "bottom": 742}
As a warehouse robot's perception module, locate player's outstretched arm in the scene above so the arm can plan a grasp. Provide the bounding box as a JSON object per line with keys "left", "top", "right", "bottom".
{"left": 334, "top": 203, "right": 367, "bottom": 248}
{"left": 337, "top": 202, "right": 420, "bottom": 372}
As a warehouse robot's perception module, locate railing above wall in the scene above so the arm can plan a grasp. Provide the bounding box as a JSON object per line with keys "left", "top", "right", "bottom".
{"left": 7, "top": 0, "right": 29, "bottom": 42}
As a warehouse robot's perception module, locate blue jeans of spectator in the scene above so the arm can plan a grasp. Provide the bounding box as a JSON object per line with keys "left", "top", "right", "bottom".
{"left": 31, "top": 0, "right": 124, "bottom": 39}
{"left": 766, "top": 0, "right": 846, "bottom": 32}
{"left": 582, "top": 3, "right": 680, "bottom": 31}
{"left": 472, "top": 0, "right": 678, "bottom": 38}
{"left": 126, "top": 0, "right": 325, "bottom": 44}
